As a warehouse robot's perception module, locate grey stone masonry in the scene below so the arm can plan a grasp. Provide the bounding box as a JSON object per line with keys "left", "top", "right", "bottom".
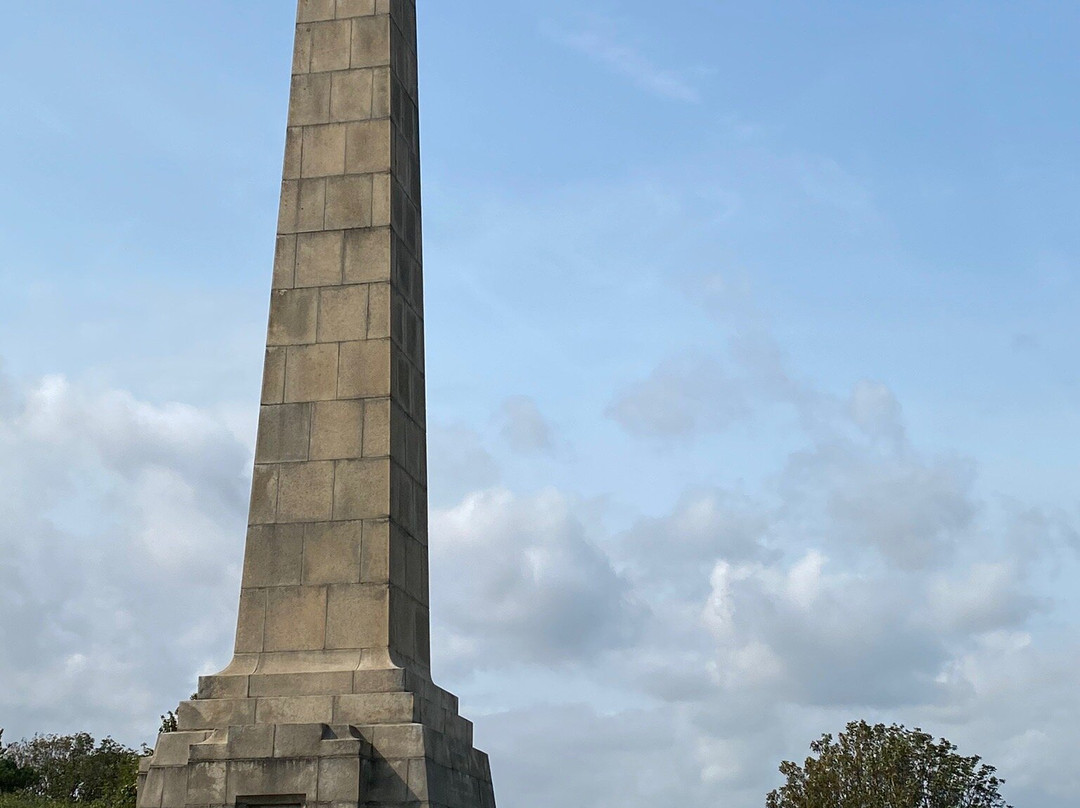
{"left": 137, "top": 2, "right": 496, "bottom": 808}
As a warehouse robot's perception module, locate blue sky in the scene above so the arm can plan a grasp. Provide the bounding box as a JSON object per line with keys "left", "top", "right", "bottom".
{"left": 2, "top": 2, "right": 1079, "bottom": 807}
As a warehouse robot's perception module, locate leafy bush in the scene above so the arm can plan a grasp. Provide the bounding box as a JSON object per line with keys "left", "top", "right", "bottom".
{"left": 0, "top": 731, "right": 143, "bottom": 808}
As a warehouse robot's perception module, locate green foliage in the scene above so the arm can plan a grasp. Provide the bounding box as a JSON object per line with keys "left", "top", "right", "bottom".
{"left": 158, "top": 693, "right": 196, "bottom": 736}
{"left": 766, "top": 721, "right": 1011, "bottom": 808}
{"left": 0, "top": 795, "right": 75, "bottom": 808}
{"left": 0, "top": 731, "right": 144, "bottom": 808}
{"left": 0, "top": 732, "right": 38, "bottom": 795}
{"left": 0, "top": 761, "right": 38, "bottom": 796}
{"left": 157, "top": 713, "right": 177, "bottom": 736}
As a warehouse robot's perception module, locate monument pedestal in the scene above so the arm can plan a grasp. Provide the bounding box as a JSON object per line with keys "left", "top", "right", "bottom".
{"left": 137, "top": 2, "right": 497, "bottom": 807}
{"left": 139, "top": 668, "right": 494, "bottom": 808}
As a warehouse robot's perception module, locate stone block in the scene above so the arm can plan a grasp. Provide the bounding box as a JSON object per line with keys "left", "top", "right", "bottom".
{"left": 317, "top": 284, "right": 369, "bottom": 343}
{"left": 336, "top": 0, "right": 375, "bottom": 18}
{"left": 274, "top": 234, "right": 297, "bottom": 288}
{"left": 296, "top": 231, "right": 344, "bottom": 288}
{"left": 407, "top": 758, "right": 430, "bottom": 802}
{"left": 225, "top": 725, "right": 275, "bottom": 760}
{"left": 285, "top": 128, "right": 304, "bottom": 181}
{"left": 325, "top": 583, "right": 389, "bottom": 649}
{"left": 389, "top": 403, "right": 407, "bottom": 467}
{"left": 310, "top": 20, "right": 352, "bottom": 73}
{"left": 242, "top": 525, "right": 304, "bottom": 588}
{"left": 290, "top": 73, "right": 332, "bottom": 126}
{"left": 152, "top": 732, "right": 209, "bottom": 767}
{"left": 268, "top": 288, "right": 317, "bottom": 346}
{"left": 371, "top": 67, "right": 391, "bottom": 118}
{"left": 281, "top": 178, "right": 329, "bottom": 236}
{"left": 186, "top": 761, "right": 226, "bottom": 804}
{"left": 351, "top": 15, "right": 390, "bottom": 68}
{"left": 470, "top": 749, "right": 492, "bottom": 784}
{"left": 388, "top": 587, "right": 418, "bottom": 662}
{"left": 302, "top": 123, "right": 347, "bottom": 178}
{"left": 292, "top": 24, "right": 313, "bottom": 76}
{"left": 278, "top": 180, "right": 301, "bottom": 234}
{"left": 249, "top": 671, "right": 353, "bottom": 698}
{"left": 405, "top": 534, "right": 426, "bottom": 604}
{"left": 368, "top": 282, "right": 391, "bottom": 338}
{"left": 345, "top": 120, "right": 391, "bottom": 174}
{"left": 234, "top": 589, "right": 266, "bottom": 654}
{"left": 256, "top": 649, "right": 362, "bottom": 674}
{"left": 359, "top": 518, "right": 389, "bottom": 582}
{"left": 337, "top": 338, "right": 390, "bottom": 398}
{"left": 248, "top": 465, "right": 279, "bottom": 525}
{"left": 343, "top": 227, "right": 390, "bottom": 283}
{"left": 331, "top": 69, "right": 374, "bottom": 122}
{"left": 256, "top": 696, "right": 334, "bottom": 725}
{"left": 352, "top": 666, "right": 406, "bottom": 693}
{"left": 333, "top": 692, "right": 417, "bottom": 724}
{"left": 177, "top": 699, "right": 255, "bottom": 732}
{"left": 389, "top": 461, "right": 415, "bottom": 534}
{"left": 139, "top": 766, "right": 164, "bottom": 808}
{"left": 262, "top": 348, "right": 287, "bottom": 405}
{"left": 373, "top": 724, "right": 426, "bottom": 760}
{"left": 256, "top": 404, "right": 311, "bottom": 464}
{"left": 332, "top": 458, "right": 389, "bottom": 520}
{"left": 317, "top": 757, "right": 361, "bottom": 802}
{"left": 367, "top": 758, "right": 409, "bottom": 803}
{"left": 362, "top": 397, "right": 390, "bottom": 456}
{"left": 264, "top": 586, "right": 327, "bottom": 652}
{"left": 276, "top": 461, "right": 334, "bottom": 523}
{"left": 160, "top": 765, "right": 188, "bottom": 808}
{"left": 446, "top": 715, "right": 473, "bottom": 748}
{"left": 324, "top": 175, "right": 373, "bottom": 230}
{"left": 226, "top": 759, "right": 317, "bottom": 803}
{"left": 303, "top": 520, "right": 362, "bottom": 584}
{"left": 299, "top": 178, "right": 328, "bottom": 232}
{"left": 198, "top": 674, "right": 248, "bottom": 700}
{"left": 284, "top": 344, "right": 339, "bottom": 403}
{"left": 309, "top": 399, "right": 364, "bottom": 460}
{"left": 297, "top": 0, "right": 335, "bottom": 23}
{"left": 273, "top": 724, "right": 327, "bottom": 758}
{"left": 372, "top": 172, "right": 392, "bottom": 227}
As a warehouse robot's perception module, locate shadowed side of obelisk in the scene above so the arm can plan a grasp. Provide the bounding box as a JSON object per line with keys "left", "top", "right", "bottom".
{"left": 136, "top": 3, "right": 496, "bottom": 807}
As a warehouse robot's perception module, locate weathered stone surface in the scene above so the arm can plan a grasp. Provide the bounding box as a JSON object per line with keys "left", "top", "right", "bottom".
{"left": 138, "top": 2, "right": 496, "bottom": 807}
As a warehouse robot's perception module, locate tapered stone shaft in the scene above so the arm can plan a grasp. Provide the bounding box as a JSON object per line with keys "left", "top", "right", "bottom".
{"left": 237, "top": 0, "right": 430, "bottom": 679}
{"left": 136, "top": 4, "right": 497, "bottom": 807}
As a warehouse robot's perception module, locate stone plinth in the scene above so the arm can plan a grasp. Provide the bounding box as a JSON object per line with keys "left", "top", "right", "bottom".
{"left": 136, "top": 2, "right": 497, "bottom": 807}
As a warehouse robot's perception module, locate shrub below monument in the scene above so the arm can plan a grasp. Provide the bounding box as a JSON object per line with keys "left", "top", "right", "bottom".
{"left": 0, "top": 731, "right": 142, "bottom": 808}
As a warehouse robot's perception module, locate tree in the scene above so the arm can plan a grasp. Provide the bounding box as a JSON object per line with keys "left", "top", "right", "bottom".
{"left": 0, "top": 732, "right": 38, "bottom": 795}
{"left": 1, "top": 733, "right": 143, "bottom": 808}
{"left": 766, "top": 720, "right": 1011, "bottom": 808}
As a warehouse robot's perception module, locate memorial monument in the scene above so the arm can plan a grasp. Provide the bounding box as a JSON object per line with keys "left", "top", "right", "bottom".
{"left": 136, "top": 2, "right": 497, "bottom": 807}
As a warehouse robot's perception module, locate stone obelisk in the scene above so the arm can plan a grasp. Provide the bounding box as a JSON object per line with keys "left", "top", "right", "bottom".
{"left": 137, "top": 2, "right": 497, "bottom": 807}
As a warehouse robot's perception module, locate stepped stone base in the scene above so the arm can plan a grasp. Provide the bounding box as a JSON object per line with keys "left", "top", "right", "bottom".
{"left": 137, "top": 667, "right": 495, "bottom": 808}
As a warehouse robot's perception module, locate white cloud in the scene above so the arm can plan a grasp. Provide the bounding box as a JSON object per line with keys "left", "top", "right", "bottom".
{"left": 430, "top": 488, "right": 640, "bottom": 670}
{"left": 789, "top": 439, "right": 978, "bottom": 569}
{"left": 619, "top": 488, "right": 770, "bottom": 588}
{"left": 0, "top": 372, "right": 249, "bottom": 743}
{"left": 551, "top": 17, "right": 703, "bottom": 103}
{"left": 2, "top": 358, "right": 1078, "bottom": 808}
{"left": 849, "top": 379, "right": 906, "bottom": 446}
{"left": 427, "top": 422, "right": 500, "bottom": 506}
{"left": 606, "top": 356, "right": 752, "bottom": 438}
{"left": 497, "top": 396, "right": 554, "bottom": 454}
